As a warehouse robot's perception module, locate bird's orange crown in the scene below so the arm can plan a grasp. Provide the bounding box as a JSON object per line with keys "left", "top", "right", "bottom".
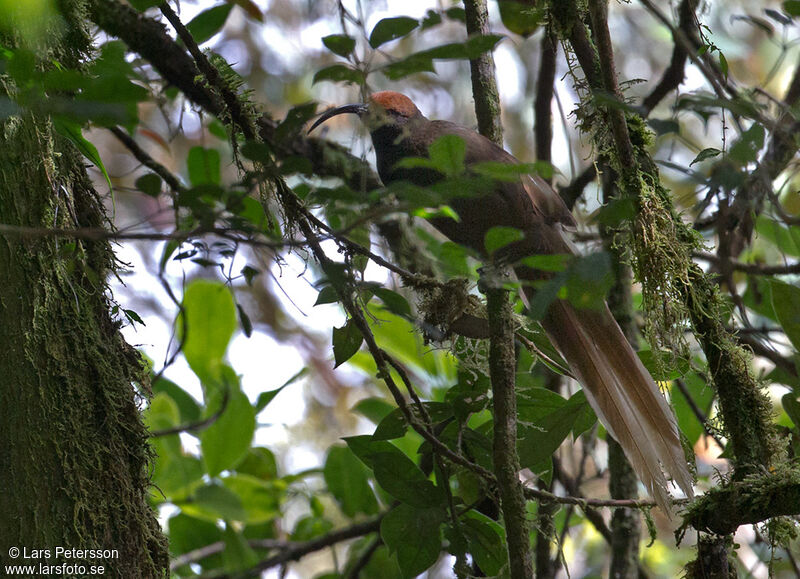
{"left": 370, "top": 91, "right": 422, "bottom": 118}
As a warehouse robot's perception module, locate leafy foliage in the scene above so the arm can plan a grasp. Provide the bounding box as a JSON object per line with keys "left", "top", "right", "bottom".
{"left": 7, "top": 0, "right": 800, "bottom": 577}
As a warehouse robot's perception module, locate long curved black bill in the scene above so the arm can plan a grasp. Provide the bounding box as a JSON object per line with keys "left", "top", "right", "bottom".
{"left": 307, "top": 103, "right": 368, "bottom": 134}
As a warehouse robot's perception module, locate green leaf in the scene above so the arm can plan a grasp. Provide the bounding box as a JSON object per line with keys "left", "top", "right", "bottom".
{"left": 484, "top": 226, "right": 525, "bottom": 255}
{"left": 184, "top": 482, "right": 247, "bottom": 521}
{"left": 236, "top": 447, "right": 278, "bottom": 480}
{"left": 352, "top": 397, "right": 396, "bottom": 424}
{"left": 429, "top": 134, "right": 465, "bottom": 176}
{"left": 770, "top": 279, "right": 800, "bottom": 351}
{"left": 595, "top": 197, "right": 637, "bottom": 226}
{"left": 152, "top": 376, "right": 202, "bottom": 423}
{"left": 566, "top": 390, "right": 597, "bottom": 438}
{"left": 236, "top": 304, "right": 252, "bottom": 337}
{"left": 344, "top": 436, "right": 445, "bottom": 508}
{"left": 291, "top": 515, "right": 334, "bottom": 541}
{"left": 315, "top": 285, "right": 340, "bottom": 306}
{"left": 519, "top": 253, "right": 571, "bottom": 273}
{"left": 782, "top": 393, "right": 800, "bottom": 429}
{"left": 344, "top": 435, "right": 398, "bottom": 468}
{"left": 648, "top": 118, "right": 681, "bottom": 136}
{"left": 381, "top": 504, "right": 444, "bottom": 578}
{"left": 187, "top": 146, "right": 221, "bottom": 186}
{"left": 565, "top": 252, "right": 613, "bottom": 310}
{"left": 333, "top": 319, "right": 364, "bottom": 368}
{"left": 785, "top": 1, "right": 800, "bottom": 16}
{"left": 201, "top": 387, "right": 256, "bottom": 477}
{"left": 128, "top": 0, "right": 162, "bottom": 10}
{"left": 742, "top": 276, "right": 778, "bottom": 321}
{"left": 382, "top": 35, "right": 503, "bottom": 80}
{"left": 517, "top": 387, "right": 592, "bottom": 468}
{"left": 180, "top": 280, "right": 237, "bottom": 386}
{"left": 421, "top": 10, "right": 443, "bottom": 29}
{"left": 221, "top": 525, "right": 259, "bottom": 571}
{"left": 728, "top": 123, "right": 765, "bottom": 165}
{"left": 497, "top": 0, "right": 544, "bottom": 36}
{"left": 690, "top": 147, "right": 721, "bottom": 166}
{"left": 240, "top": 140, "right": 272, "bottom": 162}
{"left": 154, "top": 454, "right": 205, "bottom": 499}
{"left": 672, "top": 372, "right": 715, "bottom": 445}
{"left": 322, "top": 34, "right": 356, "bottom": 57}
{"left": 371, "top": 452, "right": 445, "bottom": 508}
{"left": 145, "top": 392, "right": 181, "bottom": 434}
{"left": 369, "top": 16, "right": 419, "bottom": 48}
{"left": 461, "top": 511, "right": 506, "bottom": 576}
{"left": 53, "top": 118, "right": 113, "bottom": 194}
{"left": 255, "top": 368, "right": 306, "bottom": 412}
{"left": 381, "top": 56, "right": 436, "bottom": 80}
{"left": 471, "top": 159, "right": 554, "bottom": 181}
{"left": 168, "top": 514, "right": 224, "bottom": 570}
{"left": 312, "top": 64, "right": 363, "bottom": 86}
{"left": 223, "top": 474, "right": 281, "bottom": 523}
{"left": 427, "top": 34, "right": 504, "bottom": 59}
{"left": 637, "top": 350, "right": 690, "bottom": 381}
{"left": 135, "top": 173, "right": 162, "bottom": 197}
{"left": 186, "top": 4, "right": 233, "bottom": 45}
{"left": 755, "top": 216, "right": 800, "bottom": 257}
{"left": 323, "top": 445, "right": 379, "bottom": 517}
{"left": 372, "top": 287, "right": 412, "bottom": 318}
{"left": 373, "top": 402, "right": 453, "bottom": 440}
{"left": 719, "top": 52, "right": 729, "bottom": 80}
{"left": 275, "top": 102, "right": 319, "bottom": 142}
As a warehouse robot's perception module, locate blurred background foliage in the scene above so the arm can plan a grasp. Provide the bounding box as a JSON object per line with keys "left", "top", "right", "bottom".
{"left": 4, "top": 0, "right": 800, "bottom": 576}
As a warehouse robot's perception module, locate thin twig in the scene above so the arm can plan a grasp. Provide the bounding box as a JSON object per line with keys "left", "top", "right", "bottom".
{"left": 150, "top": 388, "right": 230, "bottom": 437}
{"left": 693, "top": 252, "right": 800, "bottom": 275}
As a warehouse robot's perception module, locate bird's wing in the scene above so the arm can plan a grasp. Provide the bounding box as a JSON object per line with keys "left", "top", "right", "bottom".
{"left": 434, "top": 121, "right": 575, "bottom": 228}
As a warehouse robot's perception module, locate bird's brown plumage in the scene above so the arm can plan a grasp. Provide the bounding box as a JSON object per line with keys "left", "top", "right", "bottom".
{"left": 309, "top": 91, "right": 694, "bottom": 512}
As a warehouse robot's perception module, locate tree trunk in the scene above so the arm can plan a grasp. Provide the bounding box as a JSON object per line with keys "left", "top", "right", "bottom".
{"left": 0, "top": 5, "right": 169, "bottom": 577}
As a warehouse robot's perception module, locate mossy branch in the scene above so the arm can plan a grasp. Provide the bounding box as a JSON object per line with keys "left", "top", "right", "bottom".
{"left": 682, "top": 470, "right": 800, "bottom": 536}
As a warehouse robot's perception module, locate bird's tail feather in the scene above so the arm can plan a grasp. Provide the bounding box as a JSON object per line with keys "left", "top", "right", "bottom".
{"left": 539, "top": 298, "right": 694, "bottom": 514}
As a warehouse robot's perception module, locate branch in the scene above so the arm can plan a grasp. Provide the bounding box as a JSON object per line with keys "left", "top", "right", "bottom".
{"left": 558, "top": 0, "right": 699, "bottom": 209}
{"left": 674, "top": 378, "right": 725, "bottom": 449}
{"left": 487, "top": 286, "right": 533, "bottom": 578}
{"left": 535, "top": 34, "right": 557, "bottom": 167}
{"left": 150, "top": 388, "right": 230, "bottom": 438}
{"left": 109, "top": 127, "right": 186, "bottom": 195}
{"left": 552, "top": 460, "right": 653, "bottom": 579}
{"left": 244, "top": 515, "right": 384, "bottom": 576}
{"left": 638, "top": 0, "right": 734, "bottom": 104}
{"left": 463, "top": 4, "right": 532, "bottom": 572}
{"left": 684, "top": 472, "right": 800, "bottom": 535}
{"left": 522, "top": 481, "right": 661, "bottom": 509}
{"left": 158, "top": 1, "right": 257, "bottom": 139}
{"left": 463, "top": 0, "right": 503, "bottom": 145}
{"left": 599, "top": 168, "right": 642, "bottom": 577}
{"left": 587, "top": 0, "right": 635, "bottom": 168}
{"left": 726, "top": 57, "right": 800, "bottom": 255}
{"left": 693, "top": 252, "right": 800, "bottom": 275}
{"left": 640, "top": 0, "right": 697, "bottom": 115}
{"left": 737, "top": 333, "right": 798, "bottom": 378}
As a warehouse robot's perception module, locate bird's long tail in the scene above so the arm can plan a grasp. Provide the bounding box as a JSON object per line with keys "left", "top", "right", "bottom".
{"left": 539, "top": 298, "right": 694, "bottom": 513}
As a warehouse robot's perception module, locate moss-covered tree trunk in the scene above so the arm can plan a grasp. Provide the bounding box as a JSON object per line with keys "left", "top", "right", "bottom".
{"left": 0, "top": 3, "right": 168, "bottom": 577}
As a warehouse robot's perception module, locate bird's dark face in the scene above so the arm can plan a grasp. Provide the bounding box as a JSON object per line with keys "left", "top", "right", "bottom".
{"left": 307, "top": 91, "right": 423, "bottom": 135}
{"left": 307, "top": 91, "right": 427, "bottom": 184}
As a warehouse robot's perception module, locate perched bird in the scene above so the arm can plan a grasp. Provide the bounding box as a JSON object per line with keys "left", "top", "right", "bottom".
{"left": 309, "top": 91, "right": 694, "bottom": 512}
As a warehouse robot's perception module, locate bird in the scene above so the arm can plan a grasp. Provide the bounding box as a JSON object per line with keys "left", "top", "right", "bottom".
{"left": 308, "top": 90, "right": 694, "bottom": 512}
